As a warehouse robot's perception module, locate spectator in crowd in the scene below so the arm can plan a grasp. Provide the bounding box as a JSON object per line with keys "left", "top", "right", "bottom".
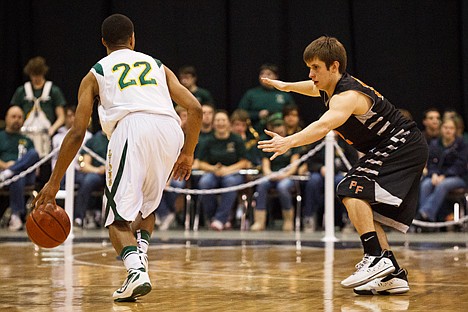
{"left": 417, "top": 116, "right": 467, "bottom": 222}
{"left": 178, "top": 65, "right": 214, "bottom": 105}
{"left": 299, "top": 134, "right": 359, "bottom": 232}
{"left": 193, "top": 103, "right": 215, "bottom": 169}
{"left": 155, "top": 105, "right": 189, "bottom": 230}
{"left": 250, "top": 117, "right": 301, "bottom": 231}
{"left": 10, "top": 56, "right": 66, "bottom": 156}
{"left": 283, "top": 104, "right": 303, "bottom": 136}
{"left": 239, "top": 63, "right": 295, "bottom": 133}
{"left": 230, "top": 108, "right": 261, "bottom": 168}
{"left": 73, "top": 130, "right": 109, "bottom": 228}
{"left": 0, "top": 106, "right": 39, "bottom": 231}
{"left": 443, "top": 109, "right": 468, "bottom": 143}
{"left": 197, "top": 110, "right": 249, "bottom": 231}
{"left": 421, "top": 108, "right": 441, "bottom": 144}
{"left": 51, "top": 105, "right": 92, "bottom": 189}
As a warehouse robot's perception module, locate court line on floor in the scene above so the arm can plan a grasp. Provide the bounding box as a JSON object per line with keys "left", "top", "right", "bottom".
{"left": 68, "top": 245, "right": 468, "bottom": 288}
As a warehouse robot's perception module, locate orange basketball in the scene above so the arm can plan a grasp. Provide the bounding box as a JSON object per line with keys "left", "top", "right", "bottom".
{"left": 26, "top": 203, "right": 71, "bottom": 248}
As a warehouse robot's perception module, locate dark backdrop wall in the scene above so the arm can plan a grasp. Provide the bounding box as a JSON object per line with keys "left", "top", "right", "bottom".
{"left": 1, "top": 0, "right": 467, "bottom": 128}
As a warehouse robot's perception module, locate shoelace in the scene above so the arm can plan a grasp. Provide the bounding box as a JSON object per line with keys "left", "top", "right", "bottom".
{"left": 355, "top": 256, "right": 371, "bottom": 270}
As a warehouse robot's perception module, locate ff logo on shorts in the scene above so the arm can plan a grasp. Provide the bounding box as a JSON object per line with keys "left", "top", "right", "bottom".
{"left": 349, "top": 180, "right": 364, "bottom": 194}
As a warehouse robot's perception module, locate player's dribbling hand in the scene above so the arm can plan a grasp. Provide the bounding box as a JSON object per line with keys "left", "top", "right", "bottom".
{"left": 31, "top": 182, "right": 59, "bottom": 210}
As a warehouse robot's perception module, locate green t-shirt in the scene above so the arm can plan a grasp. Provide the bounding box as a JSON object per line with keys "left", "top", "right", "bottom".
{"left": 243, "top": 131, "right": 262, "bottom": 167}
{"left": 238, "top": 86, "right": 295, "bottom": 130}
{"left": 10, "top": 82, "right": 67, "bottom": 124}
{"left": 262, "top": 146, "right": 301, "bottom": 172}
{"left": 194, "top": 129, "right": 214, "bottom": 159}
{"left": 82, "top": 131, "right": 109, "bottom": 167}
{"left": 198, "top": 133, "right": 247, "bottom": 166}
{"left": 192, "top": 87, "right": 214, "bottom": 105}
{"left": 0, "top": 131, "right": 35, "bottom": 162}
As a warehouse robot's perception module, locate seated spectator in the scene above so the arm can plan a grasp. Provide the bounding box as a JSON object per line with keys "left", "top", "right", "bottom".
{"left": 421, "top": 108, "right": 441, "bottom": 144}
{"left": 283, "top": 104, "right": 303, "bottom": 136}
{"left": 238, "top": 63, "right": 295, "bottom": 133}
{"left": 299, "top": 134, "right": 359, "bottom": 232}
{"left": 0, "top": 106, "right": 39, "bottom": 231}
{"left": 443, "top": 109, "right": 468, "bottom": 143}
{"left": 418, "top": 116, "right": 467, "bottom": 222}
{"left": 178, "top": 65, "right": 214, "bottom": 105}
{"left": 74, "top": 130, "right": 109, "bottom": 228}
{"left": 197, "top": 110, "right": 249, "bottom": 231}
{"left": 250, "top": 118, "right": 301, "bottom": 231}
{"left": 193, "top": 103, "right": 215, "bottom": 169}
{"left": 51, "top": 104, "right": 92, "bottom": 189}
{"left": 230, "top": 108, "right": 261, "bottom": 168}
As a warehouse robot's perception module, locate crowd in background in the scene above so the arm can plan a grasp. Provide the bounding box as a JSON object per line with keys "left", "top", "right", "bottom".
{"left": 1, "top": 57, "right": 467, "bottom": 233}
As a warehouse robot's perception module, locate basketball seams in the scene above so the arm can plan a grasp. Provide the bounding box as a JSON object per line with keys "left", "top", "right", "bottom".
{"left": 26, "top": 205, "right": 71, "bottom": 248}
{"left": 30, "top": 210, "right": 62, "bottom": 244}
{"left": 44, "top": 209, "right": 69, "bottom": 239}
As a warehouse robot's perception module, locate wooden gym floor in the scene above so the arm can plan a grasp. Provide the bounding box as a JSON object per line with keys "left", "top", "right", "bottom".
{"left": 1, "top": 229, "right": 467, "bottom": 311}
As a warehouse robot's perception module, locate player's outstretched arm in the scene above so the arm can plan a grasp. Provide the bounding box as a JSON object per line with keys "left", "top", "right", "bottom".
{"left": 32, "top": 73, "right": 97, "bottom": 208}
{"left": 259, "top": 92, "right": 356, "bottom": 160}
{"left": 261, "top": 78, "right": 320, "bottom": 97}
{"left": 164, "top": 65, "right": 202, "bottom": 181}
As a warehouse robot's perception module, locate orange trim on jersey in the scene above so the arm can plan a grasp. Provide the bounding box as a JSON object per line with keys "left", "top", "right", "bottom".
{"left": 334, "top": 130, "right": 354, "bottom": 145}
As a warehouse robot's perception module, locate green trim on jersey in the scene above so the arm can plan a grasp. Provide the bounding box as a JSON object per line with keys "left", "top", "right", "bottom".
{"left": 93, "top": 63, "right": 104, "bottom": 76}
{"left": 154, "top": 58, "right": 162, "bottom": 68}
{"left": 104, "top": 140, "right": 128, "bottom": 224}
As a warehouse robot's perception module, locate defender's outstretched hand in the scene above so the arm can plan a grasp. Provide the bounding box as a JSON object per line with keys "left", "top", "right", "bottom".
{"left": 258, "top": 129, "right": 291, "bottom": 160}
{"left": 260, "top": 78, "right": 289, "bottom": 92}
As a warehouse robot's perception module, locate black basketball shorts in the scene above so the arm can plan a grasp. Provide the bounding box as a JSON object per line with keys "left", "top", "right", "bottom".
{"left": 336, "top": 129, "right": 428, "bottom": 232}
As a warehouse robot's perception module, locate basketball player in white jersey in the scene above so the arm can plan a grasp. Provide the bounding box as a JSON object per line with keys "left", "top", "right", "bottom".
{"left": 33, "top": 14, "right": 202, "bottom": 301}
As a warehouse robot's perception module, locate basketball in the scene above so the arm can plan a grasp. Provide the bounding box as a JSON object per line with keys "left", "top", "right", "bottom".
{"left": 26, "top": 203, "right": 71, "bottom": 248}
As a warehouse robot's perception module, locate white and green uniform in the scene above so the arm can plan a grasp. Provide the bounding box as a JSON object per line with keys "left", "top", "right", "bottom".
{"left": 90, "top": 49, "right": 184, "bottom": 226}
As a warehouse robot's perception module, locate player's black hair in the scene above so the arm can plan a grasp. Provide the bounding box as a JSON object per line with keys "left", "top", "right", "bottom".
{"left": 101, "top": 14, "right": 134, "bottom": 46}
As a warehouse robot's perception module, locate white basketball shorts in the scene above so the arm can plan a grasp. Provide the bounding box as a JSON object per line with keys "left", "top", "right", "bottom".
{"left": 103, "top": 113, "right": 184, "bottom": 227}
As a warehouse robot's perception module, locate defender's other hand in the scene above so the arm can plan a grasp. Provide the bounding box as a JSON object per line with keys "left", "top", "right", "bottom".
{"left": 258, "top": 130, "right": 290, "bottom": 160}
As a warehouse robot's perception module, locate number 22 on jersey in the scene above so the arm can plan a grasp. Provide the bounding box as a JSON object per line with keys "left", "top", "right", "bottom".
{"left": 113, "top": 61, "right": 158, "bottom": 90}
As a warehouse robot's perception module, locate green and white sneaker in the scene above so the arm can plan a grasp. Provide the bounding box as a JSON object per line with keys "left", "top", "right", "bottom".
{"left": 113, "top": 268, "right": 152, "bottom": 302}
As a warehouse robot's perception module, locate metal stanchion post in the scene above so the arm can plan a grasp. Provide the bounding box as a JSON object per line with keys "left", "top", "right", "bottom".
{"left": 322, "top": 132, "right": 338, "bottom": 242}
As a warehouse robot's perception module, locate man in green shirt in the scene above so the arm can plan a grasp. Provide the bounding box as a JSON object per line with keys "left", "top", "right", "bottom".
{"left": 239, "top": 63, "right": 295, "bottom": 133}
{"left": 0, "top": 106, "right": 39, "bottom": 231}
{"left": 10, "top": 56, "right": 66, "bottom": 136}
{"left": 178, "top": 65, "right": 214, "bottom": 105}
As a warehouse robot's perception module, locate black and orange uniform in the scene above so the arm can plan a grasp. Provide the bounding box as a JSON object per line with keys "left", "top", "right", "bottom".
{"left": 320, "top": 73, "right": 428, "bottom": 232}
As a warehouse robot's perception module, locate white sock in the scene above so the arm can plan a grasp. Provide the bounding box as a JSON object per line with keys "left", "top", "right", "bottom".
{"left": 120, "top": 246, "right": 144, "bottom": 271}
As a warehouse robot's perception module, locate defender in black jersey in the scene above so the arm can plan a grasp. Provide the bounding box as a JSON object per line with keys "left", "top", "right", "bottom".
{"left": 259, "top": 36, "right": 427, "bottom": 295}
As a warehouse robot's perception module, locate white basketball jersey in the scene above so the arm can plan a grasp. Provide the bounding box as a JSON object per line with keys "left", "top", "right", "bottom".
{"left": 90, "top": 49, "right": 180, "bottom": 137}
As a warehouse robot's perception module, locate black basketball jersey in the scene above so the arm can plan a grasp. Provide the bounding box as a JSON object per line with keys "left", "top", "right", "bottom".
{"left": 320, "top": 73, "right": 416, "bottom": 153}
